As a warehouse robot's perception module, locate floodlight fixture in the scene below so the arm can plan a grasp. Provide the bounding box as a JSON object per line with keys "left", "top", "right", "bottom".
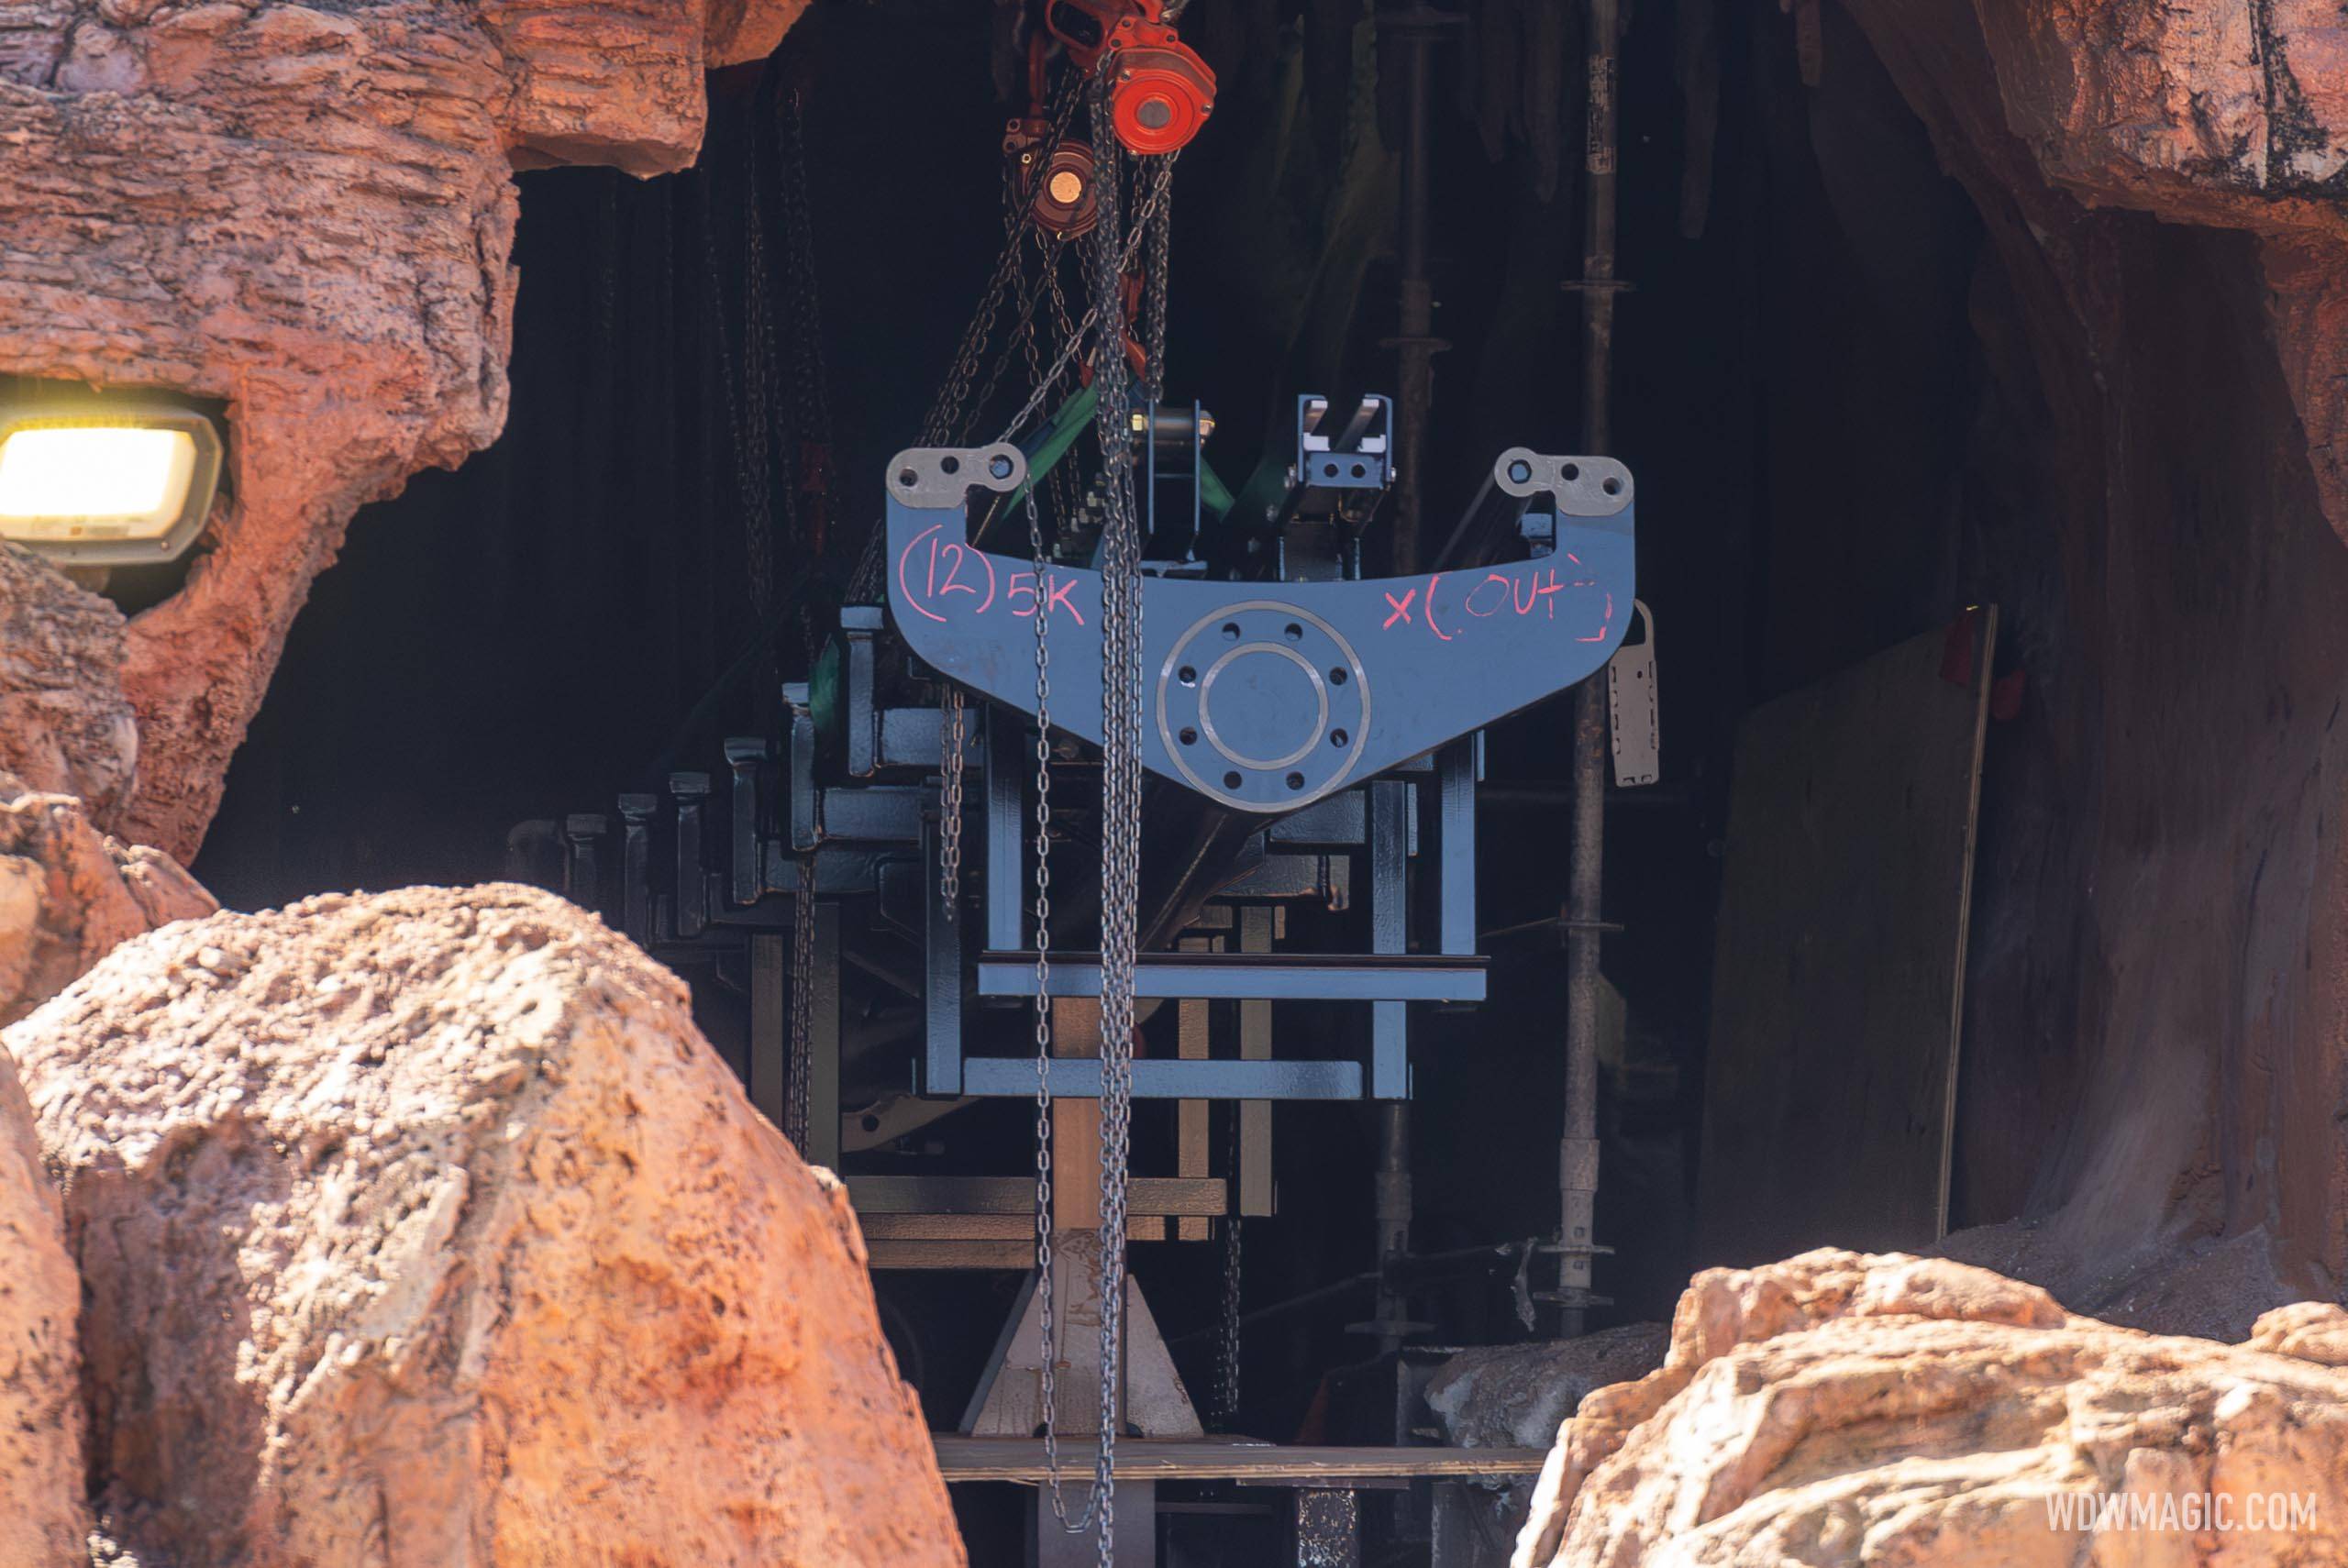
{"left": 0, "top": 400, "right": 225, "bottom": 567}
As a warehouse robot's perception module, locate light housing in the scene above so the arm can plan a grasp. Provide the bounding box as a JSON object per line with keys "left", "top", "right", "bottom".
{"left": 0, "top": 403, "right": 224, "bottom": 567}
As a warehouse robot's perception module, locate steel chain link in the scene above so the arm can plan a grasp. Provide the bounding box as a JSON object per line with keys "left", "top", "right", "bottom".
{"left": 787, "top": 854, "right": 816, "bottom": 1150}
{"left": 939, "top": 688, "right": 967, "bottom": 917}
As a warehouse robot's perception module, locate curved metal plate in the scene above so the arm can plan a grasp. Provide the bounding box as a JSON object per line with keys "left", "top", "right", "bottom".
{"left": 884, "top": 446, "right": 1635, "bottom": 812}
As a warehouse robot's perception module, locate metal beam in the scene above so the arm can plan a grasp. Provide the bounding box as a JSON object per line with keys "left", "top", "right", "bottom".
{"left": 962, "top": 1057, "right": 1363, "bottom": 1100}
{"left": 974, "top": 951, "right": 1483, "bottom": 1002}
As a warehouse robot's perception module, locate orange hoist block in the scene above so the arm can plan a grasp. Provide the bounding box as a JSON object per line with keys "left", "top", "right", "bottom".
{"left": 1045, "top": 0, "right": 1216, "bottom": 155}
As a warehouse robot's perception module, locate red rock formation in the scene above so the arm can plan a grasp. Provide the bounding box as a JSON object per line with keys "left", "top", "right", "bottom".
{"left": 6, "top": 883, "right": 962, "bottom": 1568}
{"left": 1783, "top": 0, "right": 2348, "bottom": 1334}
{"left": 0, "top": 0, "right": 805, "bottom": 862}
{"left": 0, "top": 544, "right": 136, "bottom": 821}
{"left": 0, "top": 771, "right": 213, "bottom": 1028}
{"left": 1516, "top": 1251, "right": 2348, "bottom": 1567}
{"left": 0, "top": 1038, "right": 83, "bottom": 1568}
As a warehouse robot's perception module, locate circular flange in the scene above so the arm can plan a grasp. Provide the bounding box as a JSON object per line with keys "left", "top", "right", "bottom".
{"left": 1157, "top": 601, "right": 1368, "bottom": 811}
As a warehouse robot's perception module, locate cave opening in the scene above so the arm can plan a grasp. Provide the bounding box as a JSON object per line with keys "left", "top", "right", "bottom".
{"left": 155, "top": 0, "right": 2346, "bottom": 1558}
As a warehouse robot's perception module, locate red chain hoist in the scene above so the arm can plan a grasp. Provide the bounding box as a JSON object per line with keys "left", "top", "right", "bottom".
{"left": 1044, "top": 0, "right": 1217, "bottom": 156}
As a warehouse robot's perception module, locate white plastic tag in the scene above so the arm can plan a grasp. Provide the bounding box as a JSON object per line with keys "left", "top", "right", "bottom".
{"left": 1607, "top": 599, "right": 1658, "bottom": 787}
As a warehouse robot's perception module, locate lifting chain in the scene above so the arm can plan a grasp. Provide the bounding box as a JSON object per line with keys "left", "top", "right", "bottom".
{"left": 1212, "top": 1095, "right": 1245, "bottom": 1426}
{"left": 1033, "top": 95, "right": 1165, "bottom": 1568}
{"left": 938, "top": 687, "right": 968, "bottom": 917}
{"left": 787, "top": 853, "right": 816, "bottom": 1151}
{"left": 939, "top": 82, "right": 1094, "bottom": 915}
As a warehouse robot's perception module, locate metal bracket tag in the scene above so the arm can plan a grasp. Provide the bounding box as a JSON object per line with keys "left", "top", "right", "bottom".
{"left": 1607, "top": 599, "right": 1657, "bottom": 787}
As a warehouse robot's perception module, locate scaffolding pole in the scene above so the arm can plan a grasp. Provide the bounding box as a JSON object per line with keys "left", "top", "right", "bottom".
{"left": 1556, "top": 0, "right": 1621, "bottom": 1337}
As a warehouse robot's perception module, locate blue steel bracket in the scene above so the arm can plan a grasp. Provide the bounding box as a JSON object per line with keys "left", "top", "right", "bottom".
{"left": 884, "top": 443, "right": 1635, "bottom": 813}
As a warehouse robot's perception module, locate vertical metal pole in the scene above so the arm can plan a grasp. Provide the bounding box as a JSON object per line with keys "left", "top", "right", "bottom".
{"left": 1558, "top": 0, "right": 1621, "bottom": 1337}
{"left": 1384, "top": 6, "right": 1453, "bottom": 578}
{"left": 1379, "top": 8, "right": 1455, "bottom": 1356}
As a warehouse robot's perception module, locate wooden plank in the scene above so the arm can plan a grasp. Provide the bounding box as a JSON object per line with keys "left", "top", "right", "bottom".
{"left": 1176, "top": 936, "right": 1215, "bottom": 1241}
{"left": 847, "top": 1176, "right": 1226, "bottom": 1217}
{"left": 1696, "top": 609, "right": 1997, "bottom": 1263}
{"left": 1054, "top": 997, "right": 1102, "bottom": 1231}
{"left": 931, "top": 1438, "right": 1547, "bottom": 1483}
{"left": 869, "top": 1239, "right": 1034, "bottom": 1270}
{"left": 1238, "top": 906, "right": 1275, "bottom": 1218}
{"left": 864, "top": 1214, "right": 1170, "bottom": 1242}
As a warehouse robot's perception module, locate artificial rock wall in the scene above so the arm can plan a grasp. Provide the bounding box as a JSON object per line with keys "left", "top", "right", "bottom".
{"left": 1767, "top": 0, "right": 2348, "bottom": 1333}
{"left": 0, "top": 0, "right": 804, "bottom": 862}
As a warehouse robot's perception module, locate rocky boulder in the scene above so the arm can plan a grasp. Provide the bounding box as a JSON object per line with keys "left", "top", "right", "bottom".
{"left": 6, "top": 883, "right": 962, "bottom": 1568}
{"left": 0, "top": 543, "right": 137, "bottom": 823}
{"left": 1515, "top": 1249, "right": 2348, "bottom": 1567}
{"left": 0, "top": 1039, "right": 85, "bottom": 1567}
{"left": 0, "top": 772, "right": 213, "bottom": 1028}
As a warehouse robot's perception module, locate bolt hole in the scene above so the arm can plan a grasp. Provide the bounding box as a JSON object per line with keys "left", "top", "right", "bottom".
{"left": 1329, "top": 668, "right": 1348, "bottom": 686}
{"left": 1508, "top": 459, "right": 1533, "bottom": 483}
{"left": 1285, "top": 772, "right": 1305, "bottom": 790}
{"left": 1224, "top": 771, "right": 1243, "bottom": 789}
{"left": 896, "top": 468, "right": 917, "bottom": 487}
{"left": 1350, "top": 462, "right": 1367, "bottom": 478}
{"left": 989, "top": 454, "right": 1013, "bottom": 479}
{"left": 1284, "top": 623, "right": 1302, "bottom": 641}
{"left": 1562, "top": 462, "right": 1580, "bottom": 481}
{"left": 860, "top": 1115, "right": 881, "bottom": 1132}
{"left": 1330, "top": 728, "right": 1348, "bottom": 746}
{"left": 1323, "top": 461, "right": 1340, "bottom": 478}
{"left": 1222, "top": 622, "right": 1240, "bottom": 639}
{"left": 1602, "top": 476, "right": 1623, "bottom": 495}
{"left": 1178, "top": 666, "right": 1197, "bottom": 686}
{"left": 940, "top": 455, "right": 960, "bottom": 475}
{"left": 1179, "top": 726, "right": 1198, "bottom": 745}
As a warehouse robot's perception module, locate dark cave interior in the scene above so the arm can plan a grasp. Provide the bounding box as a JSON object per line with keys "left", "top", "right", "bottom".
{"left": 192, "top": 0, "right": 1984, "bottom": 1397}
{"left": 175, "top": 0, "right": 2346, "bottom": 1554}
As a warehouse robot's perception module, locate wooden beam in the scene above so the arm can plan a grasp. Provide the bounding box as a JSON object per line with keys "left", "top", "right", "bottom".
{"left": 847, "top": 1176, "right": 1225, "bottom": 1217}
{"left": 1053, "top": 997, "right": 1102, "bottom": 1231}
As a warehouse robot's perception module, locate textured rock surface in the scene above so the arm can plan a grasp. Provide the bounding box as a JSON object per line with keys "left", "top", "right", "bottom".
{"left": 1786, "top": 0, "right": 2348, "bottom": 1336}
{"left": 1934, "top": 1219, "right": 2297, "bottom": 1343}
{"left": 0, "top": 0, "right": 805, "bottom": 861}
{"left": 6, "top": 883, "right": 960, "bottom": 1568}
{"left": 1425, "top": 1326, "right": 1668, "bottom": 1453}
{"left": 1515, "top": 1250, "right": 2348, "bottom": 1568}
{"left": 1955, "top": 0, "right": 2348, "bottom": 536}
{"left": 0, "top": 771, "right": 213, "bottom": 1028}
{"left": 0, "top": 1038, "right": 85, "bottom": 1567}
{"left": 0, "top": 544, "right": 137, "bottom": 821}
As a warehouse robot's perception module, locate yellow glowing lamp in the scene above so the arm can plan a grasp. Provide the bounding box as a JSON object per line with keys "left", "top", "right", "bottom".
{"left": 0, "top": 404, "right": 224, "bottom": 567}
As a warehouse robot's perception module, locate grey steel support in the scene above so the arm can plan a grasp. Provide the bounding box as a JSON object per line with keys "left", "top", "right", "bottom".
{"left": 842, "top": 605, "right": 881, "bottom": 778}
{"left": 724, "top": 738, "right": 762, "bottom": 908}
{"left": 1557, "top": 0, "right": 1623, "bottom": 1334}
{"left": 1436, "top": 742, "right": 1477, "bottom": 955}
{"left": 749, "top": 933, "right": 787, "bottom": 1127}
{"left": 986, "top": 705, "right": 1026, "bottom": 951}
{"left": 925, "top": 806, "right": 965, "bottom": 1094}
{"left": 562, "top": 813, "right": 606, "bottom": 912}
{"left": 617, "top": 793, "right": 654, "bottom": 943}
{"left": 804, "top": 901, "right": 842, "bottom": 1168}
{"left": 1367, "top": 780, "right": 1411, "bottom": 1099}
{"left": 1368, "top": 776, "right": 1414, "bottom": 1349}
{"left": 670, "top": 772, "right": 709, "bottom": 938}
